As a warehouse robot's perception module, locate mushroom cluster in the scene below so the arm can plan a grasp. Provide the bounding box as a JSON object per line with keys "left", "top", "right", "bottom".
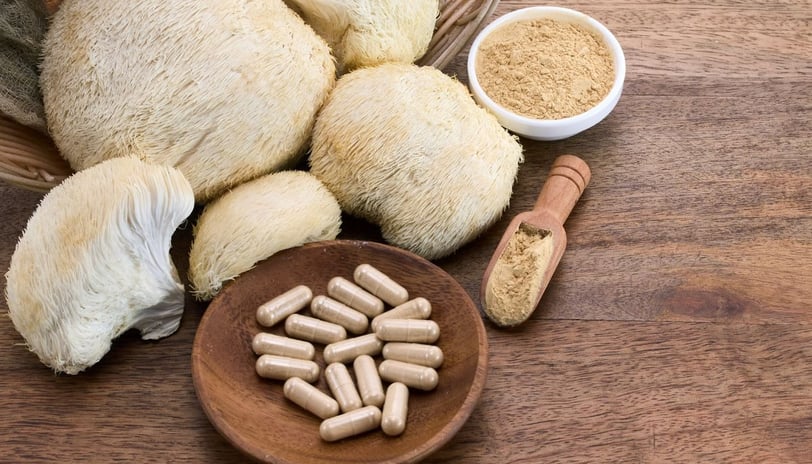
{"left": 6, "top": 0, "right": 522, "bottom": 374}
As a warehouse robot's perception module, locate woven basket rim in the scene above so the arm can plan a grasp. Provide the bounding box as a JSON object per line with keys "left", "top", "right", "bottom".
{"left": 1, "top": 0, "right": 500, "bottom": 192}
{"left": 420, "top": 0, "right": 500, "bottom": 70}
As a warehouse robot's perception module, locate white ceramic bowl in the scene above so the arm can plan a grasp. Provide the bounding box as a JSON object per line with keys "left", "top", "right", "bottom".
{"left": 467, "top": 6, "right": 626, "bottom": 141}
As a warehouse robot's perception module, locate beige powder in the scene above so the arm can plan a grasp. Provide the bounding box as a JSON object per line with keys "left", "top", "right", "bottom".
{"left": 484, "top": 223, "right": 554, "bottom": 327}
{"left": 476, "top": 18, "right": 614, "bottom": 120}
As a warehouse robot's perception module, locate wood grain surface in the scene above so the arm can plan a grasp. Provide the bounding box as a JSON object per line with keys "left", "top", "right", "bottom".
{"left": 1, "top": 0, "right": 810, "bottom": 462}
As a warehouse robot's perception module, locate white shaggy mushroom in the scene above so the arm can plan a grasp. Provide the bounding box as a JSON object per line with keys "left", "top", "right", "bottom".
{"left": 41, "top": 0, "right": 335, "bottom": 202}
{"left": 310, "top": 63, "right": 523, "bottom": 260}
{"left": 5, "top": 158, "right": 195, "bottom": 375}
{"left": 189, "top": 171, "right": 342, "bottom": 301}
{"left": 286, "top": 0, "right": 439, "bottom": 71}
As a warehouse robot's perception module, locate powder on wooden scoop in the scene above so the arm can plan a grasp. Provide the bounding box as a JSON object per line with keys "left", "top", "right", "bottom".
{"left": 484, "top": 223, "right": 554, "bottom": 327}
{"left": 476, "top": 18, "right": 614, "bottom": 120}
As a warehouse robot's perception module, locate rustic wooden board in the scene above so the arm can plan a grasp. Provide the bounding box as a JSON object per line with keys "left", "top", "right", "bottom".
{"left": 428, "top": 321, "right": 812, "bottom": 463}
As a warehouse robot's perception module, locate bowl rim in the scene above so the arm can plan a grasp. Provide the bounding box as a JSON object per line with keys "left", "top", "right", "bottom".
{"left": 467, "top": 6, "right": 627, "bottom": 130}
{"left": 191, "top": 239, "right": 490, "bottom": 464}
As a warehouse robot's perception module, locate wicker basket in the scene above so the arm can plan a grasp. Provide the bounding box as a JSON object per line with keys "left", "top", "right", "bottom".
{"left": 0, "top": 0, "right": 499, "bottom": 193}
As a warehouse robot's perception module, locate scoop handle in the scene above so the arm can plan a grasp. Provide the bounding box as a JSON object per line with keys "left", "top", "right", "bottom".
{"left": 533, "top": 155, "right": 591, "bottom": 225}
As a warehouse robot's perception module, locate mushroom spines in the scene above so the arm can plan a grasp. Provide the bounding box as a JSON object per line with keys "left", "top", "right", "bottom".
{"left": 5, "top": 157, "right": 194, "bottom": 374}
{"left": 188, "top": 170, "right": 342, "bottom": 301}
{"left": 41, "top": 0, "right": 335, "bottom": 202}
{"left": 288, "top": 0, "right": 439, "bottom": 72}
{"left": 310, "top": 63, "right": 522, "bottom": 260}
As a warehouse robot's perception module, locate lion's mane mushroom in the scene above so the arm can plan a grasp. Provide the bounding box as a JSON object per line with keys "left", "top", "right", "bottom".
{"left": 309, "top": 63, "right": 523, "bottom": 260}
{"left": 5, "top": 158, "right": 195, "bottom": 375}
{"left": 286, "top": 0, "right": 439, "bottom": 72}
{"left": 41, "top": 0, "right": 335, "bottom": 202}
{"left": 189, "top": 171, "right": 342, "bottom": 301}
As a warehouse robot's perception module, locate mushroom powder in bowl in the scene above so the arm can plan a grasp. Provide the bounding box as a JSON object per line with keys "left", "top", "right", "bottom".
{"left": 468, "top": 6, "right": 626, "bottom": 140}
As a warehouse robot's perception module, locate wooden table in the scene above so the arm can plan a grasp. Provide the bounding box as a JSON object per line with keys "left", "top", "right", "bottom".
{"left": 2, "top": 0, "right": 810, "bottom": 461}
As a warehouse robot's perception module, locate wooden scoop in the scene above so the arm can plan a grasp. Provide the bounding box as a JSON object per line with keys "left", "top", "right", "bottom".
{"left": 481, "top": 154, "right": 591, "bottom": 327}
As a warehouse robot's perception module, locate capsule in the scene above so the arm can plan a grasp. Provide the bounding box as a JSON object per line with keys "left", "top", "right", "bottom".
{"left": 383, "top": 342, "right": 444, "bottom": 368}
{"left": 375, "top": 319, "right": 440, "bottom": 344}
{"left": 370, "top": 297, "right": 431, "bottom": 332}
{"left": 255, "top": 355, "right": 320, "bottom": 383}
{"left": 319, "top": 406, "right": 382, "bottom": 442}
{"left": 252, "top": 332, "right": 315, "bottom": 360}
{"left": 310, "top": 295, "right": 369, "bottom": 335}
{"left": 256, "top": 285, "right": 312, "bottom": 327}
{"left": 324, "top": 363, "right": 363, "bottom": 413}
{"left": 353, "top": 355, "right": 385, "bottom": 407}
{"left": 378, "top": 359, "right": 439, "bottom": 391}
{"left": 283, "top": 377, "right": 340, "bottom": 419}
{"left": 381, "top": 382, "right": 409, "bottom": 436}
{"left": 328, "top": 276, "right": 385, "bottom": 317}
{"left": 285, "top": 314, "right": 347, "bottom": 344}
{"left": 323, "top": 334, "right": 383, "bottom": 364}
{"left": 353, "top": 264, "right": 408, "bottom": 307}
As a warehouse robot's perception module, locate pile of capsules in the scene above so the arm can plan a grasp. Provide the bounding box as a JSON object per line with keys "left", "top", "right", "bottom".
{"left": 251, "top": 263, "right": 444, "bottom": 442}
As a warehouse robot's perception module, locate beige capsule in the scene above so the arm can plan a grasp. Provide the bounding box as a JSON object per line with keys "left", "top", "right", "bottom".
{"left": 353, "top": 355, "right": 385, "bottom": 407}
{"left": 328, "top": 276, "right": 385, "bottom": 317}
{"left": 256, "top": 285, "right": 312, "bottom": 327}
{"left": 324, "top": 363, "right": 363, "bottom": 413}
{"left": 323, "top": 333, "right": 383, "bottom": 364}
{"left": 310, "top": 295, "right": 369, "bottom": 335}
{"left": 319, "top": 405, "right": 382, "bottom": 442}
{"left": 353, "top": 263, "right": 408, "bottom": 307}
{"left": 285, "top": 314, "right": 347, "bottom": 344}
{"left": 370, "top": 297, "right": 431, "bottom": 332}
{"left": 379, "top": 359, "right": 439, "bottom": 391}
{"left": 283, "top": 377, "right": 340, "bottom": 419}
{"left": 252, "top": 332, "right": 315, "bottom": 360}
{"left": 382, "top": 342, "right": 444, "bottom": 368}
{"left": 381, "top": 382, "right": 409, "bottom": 436}
{"left": 255, "top": 355, "right": 320, "bottom": 383}
{"left": 375, "top": 318, "right": 440, "bottom": 344}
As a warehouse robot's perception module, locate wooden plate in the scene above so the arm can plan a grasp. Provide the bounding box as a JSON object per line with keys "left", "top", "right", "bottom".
{"left": 191, "top": 240, "right": 488, "bottom": 464}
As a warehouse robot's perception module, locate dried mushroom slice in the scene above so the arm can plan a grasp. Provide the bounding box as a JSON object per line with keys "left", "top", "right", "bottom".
{"left": 5, "top": 157, "right": 195, "bottom": 374}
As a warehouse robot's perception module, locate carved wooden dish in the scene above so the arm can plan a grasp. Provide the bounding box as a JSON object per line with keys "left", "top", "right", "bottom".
{"left": 191, "top": 240, "right": 488, "bottom": 464}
